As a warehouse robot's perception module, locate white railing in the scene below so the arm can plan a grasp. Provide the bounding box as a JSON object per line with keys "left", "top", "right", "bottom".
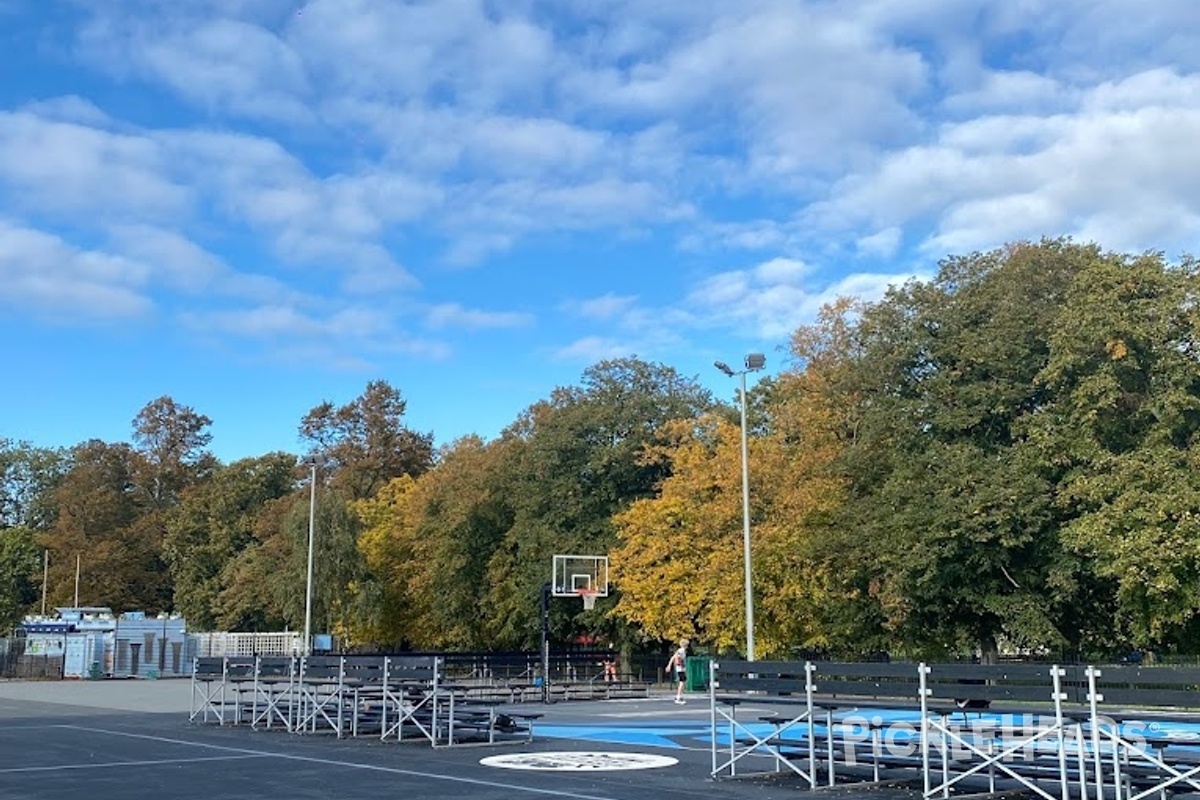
{"left": 192, "top": 632, "right": 305, "bottom": 657}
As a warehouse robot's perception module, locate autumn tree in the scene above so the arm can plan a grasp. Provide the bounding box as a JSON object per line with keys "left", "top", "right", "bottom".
{"left": 611, "top": 353, "right": 845, "bottom": 658}
{"left": 352, "top": 476, "right": 419, "bottom": 647}
{"left": 130, "top": 396, "right": 215, "bottom": 506}
{"left": 484, "top": 358, "right": 714, "bottom": 651}
{"left": 300, "top": 380, "right": 433, "bottom": 501}
{"left": 163, "top": 453, "right": 297, "bottom": 629}
{"left": 40, "top": 440, "right": 170, "bottom": 612}
{"left": 352, "top": 435, "right": 514, "bottom": 649}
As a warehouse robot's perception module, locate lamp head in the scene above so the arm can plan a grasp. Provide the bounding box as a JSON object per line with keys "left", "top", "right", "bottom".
{"left": 714, "top": 360, "right": 735, "bottom": 377}
{"left": 744, "top": 353, "right": 766, "bottom": 371}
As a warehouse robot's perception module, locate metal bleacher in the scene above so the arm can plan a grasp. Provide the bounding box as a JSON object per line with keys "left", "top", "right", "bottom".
{"left": 710, "top": 659, "right": 1200, "bottom": 800}
{"left": 190, "top": 653, "right": 541, "bottom": 747}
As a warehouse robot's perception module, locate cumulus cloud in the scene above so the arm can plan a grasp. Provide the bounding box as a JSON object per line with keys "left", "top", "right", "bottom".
{"left": 686, "top": 257, "right": 916, "bottom": 339}
{"left": 571, "top": 294, "right": 639, "bottom": 321}
{"left": 425, "top": 303, "right": 534, "bottom": 330}
{"left": 809, "top": 69, "right": 1200, "bottom": 258}
{"left": 552, "top": 336, "right": 637, "bottom": 363}
{"left": 0, "top": 221, "right": 152, "bottom": 320}
{"left": 2, "top": 0, "right": 1198, "bottom": 374}
{"left": 182, "top": 302, "right": 452, "bottom": 365}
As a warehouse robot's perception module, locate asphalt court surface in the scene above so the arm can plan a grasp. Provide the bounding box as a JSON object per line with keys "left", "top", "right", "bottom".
{"left": 0, "top": 681, "right": 809, "bottom": 800}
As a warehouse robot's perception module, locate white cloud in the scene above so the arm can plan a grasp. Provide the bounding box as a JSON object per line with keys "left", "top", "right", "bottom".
{"left": 572, "top": 294, "right": 639, "bottom": 321}
{"left": 3, "top": 0, "right": 1200, "bottom": 374}
{"left": 566, "top": 2, "right": 930, "bottom": 182}
{"left": 856, "top": 228, "right": 903, "bottom": 258}
{"left": 106, "top": 225, "right": 225, "bottom": 292}
{"left": 77, "top": 8, "right": 312, "bottom": 121}
{"left": 425, "top": 303, "right": 534, "bottom": 330}
{"left": 754, "top": 258, "right": 809, "bottom": 285}
{"left": 20, "top": 95, "right": 112, "bottom": 126}
{"left": 0, "top": 111, "right": 190, "bottom": 222}
{"left": 942, "top": 71, "right": 1070, "bottom": 117}
{"left": 0, "top": 221, "right": 152, "bottom": 320}
{"left": 552, "top": 336, "right": 636, "bottom": 363}
{"left": 686, "top": 257, "right": 919, "bottom": 339}
{"left": 105, "top": 224, "right": 296, "bottom": 302}
{"left": 812, "top": 69, "right": 1200, "bottom": 258}
{"left": 0, "top": 112, "right": 428, "bottom": 289}
{"left": 182, "top": 302, "right": 452, "bottom": 362}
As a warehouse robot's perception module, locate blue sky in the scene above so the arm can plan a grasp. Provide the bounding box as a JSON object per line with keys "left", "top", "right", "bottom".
{"left": 2, "top": 1, "right": 1198, "bottom": 463}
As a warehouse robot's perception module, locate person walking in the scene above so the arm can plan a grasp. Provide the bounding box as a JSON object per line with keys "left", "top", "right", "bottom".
{"left": 667, "top": 638, "right": 689, "bottom": 704}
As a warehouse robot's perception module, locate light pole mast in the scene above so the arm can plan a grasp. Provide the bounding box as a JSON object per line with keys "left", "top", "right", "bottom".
{"left": 302, "top": 455, "right": 325, "bottom": 656}
{"left": 715, "top": 353, "right": 765, "bottom": 661}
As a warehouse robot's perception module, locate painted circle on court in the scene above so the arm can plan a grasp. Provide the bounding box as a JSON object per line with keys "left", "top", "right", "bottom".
{"left": 479, "top": 752, "right": 679, "bottom": 771}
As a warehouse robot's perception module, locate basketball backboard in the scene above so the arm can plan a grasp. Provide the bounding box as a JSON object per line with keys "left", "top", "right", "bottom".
{"left": 551, "top": 554, "right": 609, "bottom": 598}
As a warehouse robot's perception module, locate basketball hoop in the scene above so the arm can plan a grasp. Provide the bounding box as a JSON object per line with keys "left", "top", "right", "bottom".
{"left": 579, "top": 589, "right": 598, "bottom": 611}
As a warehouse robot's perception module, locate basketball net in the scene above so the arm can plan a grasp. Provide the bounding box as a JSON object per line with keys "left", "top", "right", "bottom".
{"left": 579, "top": 589, "right": 598, "bottom": 611}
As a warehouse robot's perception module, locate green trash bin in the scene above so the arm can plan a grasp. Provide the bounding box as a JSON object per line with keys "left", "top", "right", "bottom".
{"left": 685, "top": 655, "right": 710, "bottom": 692}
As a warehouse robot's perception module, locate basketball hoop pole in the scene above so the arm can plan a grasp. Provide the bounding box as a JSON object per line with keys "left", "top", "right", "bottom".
{"left": 546, "top": 554, "right": 608, "bottom": 704}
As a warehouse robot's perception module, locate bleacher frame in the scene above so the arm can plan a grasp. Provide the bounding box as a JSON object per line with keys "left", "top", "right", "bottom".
{"left": 709, "top": 659, "right": 1200, "bottom": 800}
{"left": 189, "top": 653, "right": 542, "bottom": 748}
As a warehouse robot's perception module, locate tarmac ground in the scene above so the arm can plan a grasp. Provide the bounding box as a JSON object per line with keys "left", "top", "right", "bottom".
{"left": 0, "top": 679, "right": 857, "bottom": 800}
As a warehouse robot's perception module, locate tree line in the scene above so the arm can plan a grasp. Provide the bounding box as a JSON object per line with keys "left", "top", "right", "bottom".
{"left": 3, "top": 239, "right": 1199, "bottom": 662}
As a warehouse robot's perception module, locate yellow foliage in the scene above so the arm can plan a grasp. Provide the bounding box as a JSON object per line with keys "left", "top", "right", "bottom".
{"left": 612, "top": 300, "right": 856, "bottom": 656}
{"left": 611, "top": 410, "right": 844, "bottom": 656}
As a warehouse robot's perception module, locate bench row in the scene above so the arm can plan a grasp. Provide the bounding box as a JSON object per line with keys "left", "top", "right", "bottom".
{"left": 189, "top": 654, "right": 541, "bottom": 747}
{"left": 710, "top": 660, "right": 1200, "bottom": 800}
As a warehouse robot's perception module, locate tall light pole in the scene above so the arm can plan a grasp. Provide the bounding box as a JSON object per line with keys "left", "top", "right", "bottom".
{"left": 715, "top": 353, "right": 766, "bottom": 661}
{"left": 302, "top": 454, "right": 326, "bottom": 656}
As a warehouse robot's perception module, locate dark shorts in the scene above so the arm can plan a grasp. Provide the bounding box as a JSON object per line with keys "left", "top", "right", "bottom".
{"left": 674, "top": 668, "right": 686, "bottom": 682}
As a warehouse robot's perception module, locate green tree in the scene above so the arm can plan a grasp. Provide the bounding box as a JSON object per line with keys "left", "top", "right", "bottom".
{"left": 213, "top": 494, "right": 293, "bottom": 631}
{"left": 273, "top": 485, "right": 362, "bottom": 639}
{"left": 821, "top": 241, "right": 1099, "bottom": 659}
{"left": 0, "top": 526, "right": 39, "bottom": 630}
{"left": 0, "top": 439, "right": 66, "bottom": 530}
{"left": 1032, "top": 252, "right": 1200, "bottom": 652}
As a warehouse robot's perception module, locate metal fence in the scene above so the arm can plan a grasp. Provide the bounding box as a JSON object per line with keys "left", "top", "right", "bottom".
{"left": 0, "top": 635, "right": 65, "bottom": 679}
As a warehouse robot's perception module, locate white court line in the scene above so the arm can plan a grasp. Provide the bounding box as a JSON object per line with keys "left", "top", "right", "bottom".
{"left": 0, "top": 755, "right": 266, "bottom": 774}
{"left": 64, "top": 726, "right": 620, "bottom": 800}
{"left": 0, "top": 723, "right": 71, "bottom": 731}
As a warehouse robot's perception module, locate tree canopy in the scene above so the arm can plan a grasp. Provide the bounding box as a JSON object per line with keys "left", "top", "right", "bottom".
{"left": 6, "top": 243, "right": 1200, "bottom": 663}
